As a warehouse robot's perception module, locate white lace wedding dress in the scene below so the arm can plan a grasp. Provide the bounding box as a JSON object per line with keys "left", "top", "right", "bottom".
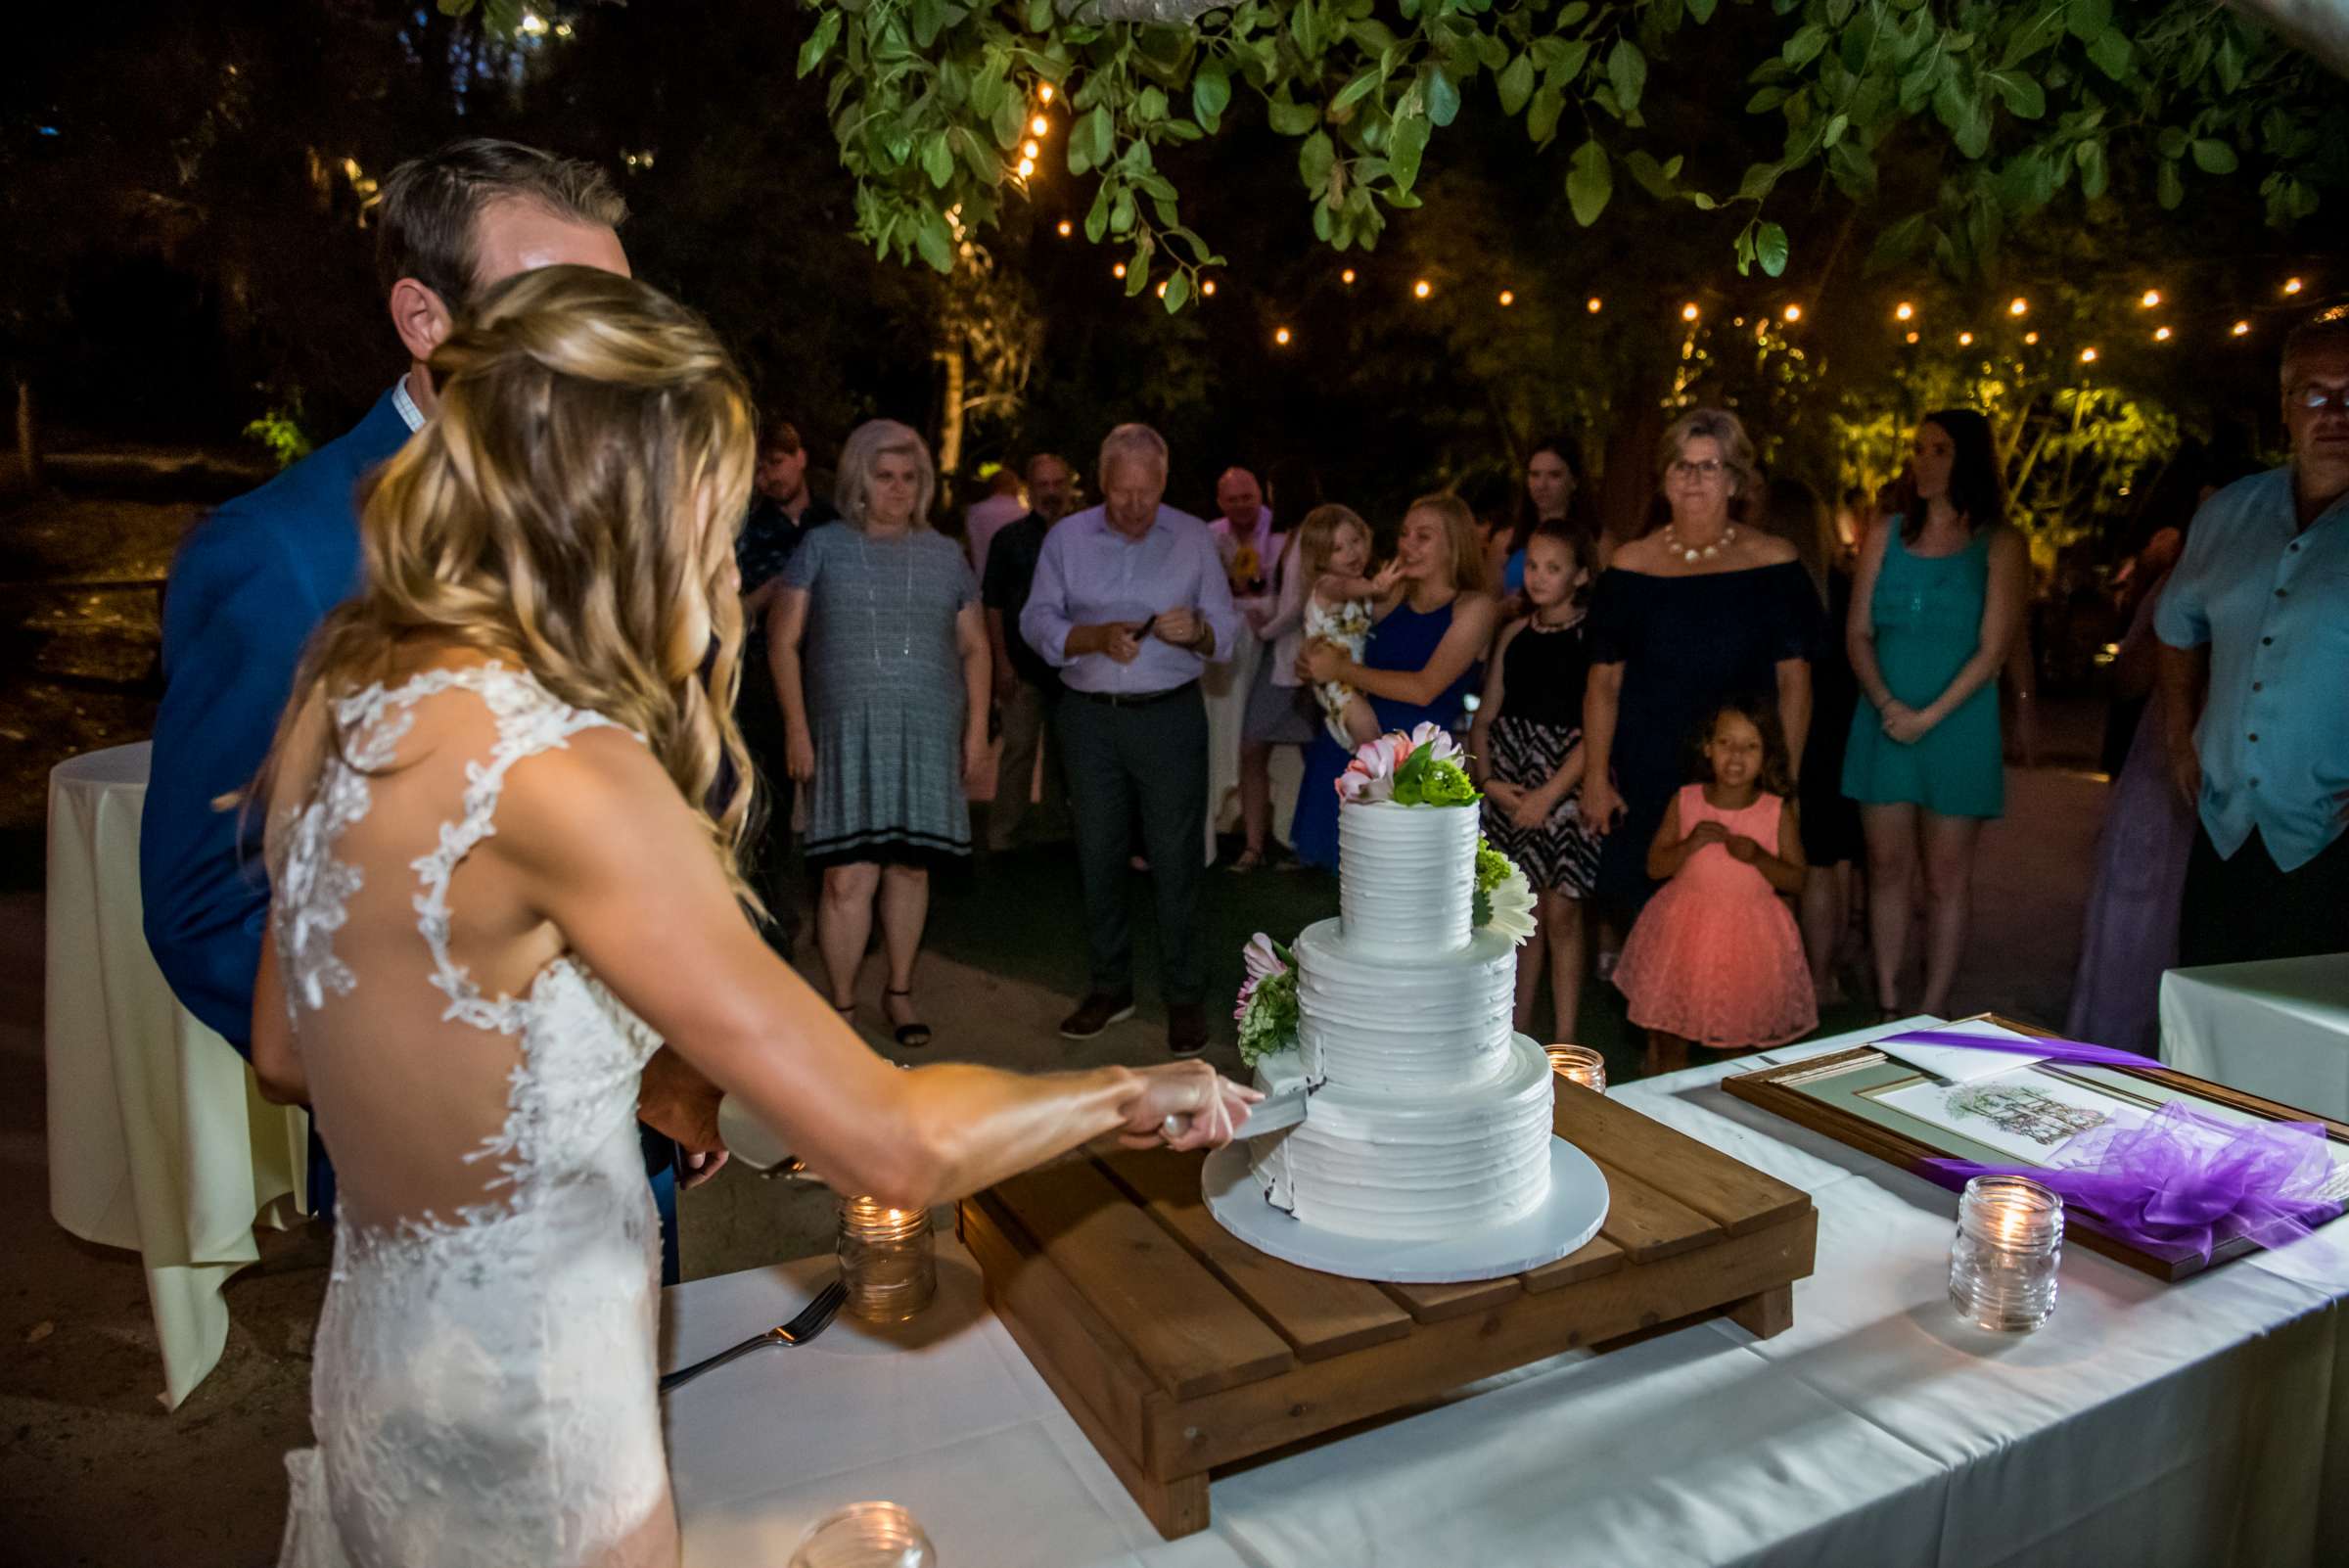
{"left": 271, "top": 665, "right": 678, "bottom": 1568}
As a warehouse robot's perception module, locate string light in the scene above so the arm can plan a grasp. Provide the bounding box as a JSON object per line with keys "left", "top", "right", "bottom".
{"left": 2080, "top": 346, "right": 2098, "bottom": 364}
{"left": 1202, "top": 279, "right": 1217, "bottom": 298}
{"left": 1032, "top": 115, "right": 1050, "bottom": 137}
{"left": 1342, "top": 267, "right": 1357, "bottom": 286}
{"left": 1057, "top": 220, "right": 1073, "bottom": 238}
{"left": 1274, "top": 326, "right": 1293, "bottom": 346}
{"left": 2141, "top": 290, "right": 2162, "bottom": 308}
{"left": 2285, "top": 277, "right": 2305, "bottom": 295}
{"left": 2023, "top": 331, "right": 2040, "bottom": 346}
{"left": 1587, "top": 296, "right": 1603, "bottom": 314}
{"left": 1022, "top": 139, "right": 1040, "bottom": 161}
{"left": 1037, "top": 83, "right": 1054, "bottom": 104}
{"left": 1413, "top": 279, "right": 1433, "bottom": 299}
{"left": 1895, "top": 301, "right": 1914, "bottom": 321}
{"left": 1681, "top": 301, "right": 1700, "bottom": 322}
{"left": 2008, "top": 297, "right": 2029, "bottom": 316}
{"left": 1498, "top": 289, "right": 1516, "bottom": 306}
{"left": 1782, "top": 303, "right": 1803, "bottom": 323}
{"left": 1905, "top": 331, "right": 1920, "bottom": 345}
{"left": 1113, "top": 261, "right": 1126, "bottom": 279}
{"left": 2154, "top": 325, "right": 2173, "bottom": 342}
{"left": 1958, "top": 331, "right": 1974, "bottom": 346}
{"left": 1156, "top": 280, "right": 1168, "bottom": 299}
{"left": 2233, "top": 319, "right": 2252, "bottom": 336}
{"left": 1016, "top": 157, "right": 1035, "bottom": 177}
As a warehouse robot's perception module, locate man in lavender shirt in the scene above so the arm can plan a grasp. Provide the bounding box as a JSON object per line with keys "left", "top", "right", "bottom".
{"left": 1022, "top": 423, "right": 1241, "bottom": 1053}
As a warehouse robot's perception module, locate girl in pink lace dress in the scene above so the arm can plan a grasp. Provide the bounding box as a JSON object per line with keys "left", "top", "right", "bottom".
{"left": 1614, "top": 699, "right": 1817, "bottom": 1074}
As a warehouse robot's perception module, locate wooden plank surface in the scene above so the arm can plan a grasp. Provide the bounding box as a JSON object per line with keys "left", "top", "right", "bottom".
{"left": 1099, "top": 1151, "right": 1413, "bottom": 1361}
{"left": 1588, "top": 1158, "right": 1724, "bottom": 1263}
{"left": 987, "top": 1161, "right": 1295, "bottom": 1399}
{"left": 1378, "top": 1273, "right": 1524, "bottom": 1323}
{"left": 1151, "top": 1208, "right": 1819, "bottom": 1475}
{"left": 1521, "top": 1232, "right": 1626, "bottom": 1292}
{"left": 1552, "top": 1083, "right": 1809, "bottom": 1237}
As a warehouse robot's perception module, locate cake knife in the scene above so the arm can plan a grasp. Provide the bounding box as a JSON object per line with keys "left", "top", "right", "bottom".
{"left": 1162, "top": 1084, "right": 1310, "bottom": 1142}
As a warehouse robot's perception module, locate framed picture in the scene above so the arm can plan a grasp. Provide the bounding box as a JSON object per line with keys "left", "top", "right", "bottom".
{"left": 1722, "top": 1015, "right": 2349, "bottom": 1281}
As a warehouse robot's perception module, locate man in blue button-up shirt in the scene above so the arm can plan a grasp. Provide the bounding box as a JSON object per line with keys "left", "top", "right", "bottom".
{"left": 1022, "top": 424, "right": 1239, "bottom": 1053}
{"left": 2157, "top": 307, "right": 2349, "bottom": 966}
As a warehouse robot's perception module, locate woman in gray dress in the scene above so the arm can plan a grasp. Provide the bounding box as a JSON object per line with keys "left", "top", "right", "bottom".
{"left": 772, "top": 419, "right": 988, "bottom": 1046}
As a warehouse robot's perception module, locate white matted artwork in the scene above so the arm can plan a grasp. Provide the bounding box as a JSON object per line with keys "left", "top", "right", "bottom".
{"left": 1873, "top": 1067, "right": 2152, "bottom": 1167}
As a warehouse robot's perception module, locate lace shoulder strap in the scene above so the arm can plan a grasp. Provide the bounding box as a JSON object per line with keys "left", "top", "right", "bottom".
{"left": 399, "top": 666, "right": 640, "bottom": 1035}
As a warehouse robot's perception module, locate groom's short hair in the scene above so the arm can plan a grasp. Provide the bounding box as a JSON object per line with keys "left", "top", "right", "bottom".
{"left": 376, "top": 138, "right": 627, "bottom": 312}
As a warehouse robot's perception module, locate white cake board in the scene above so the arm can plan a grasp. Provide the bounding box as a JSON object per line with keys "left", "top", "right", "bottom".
{"left": 1201, "top": 1136, "right": 1611, "bottom": 1285}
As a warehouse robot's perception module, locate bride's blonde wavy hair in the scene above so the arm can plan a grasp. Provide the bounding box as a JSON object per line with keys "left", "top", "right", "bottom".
{"left": 263, "top": 263, "right": 760, "bottom": 901}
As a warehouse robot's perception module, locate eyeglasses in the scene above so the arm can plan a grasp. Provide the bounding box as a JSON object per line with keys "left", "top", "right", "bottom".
{"left": 2290, "top": 383, "right": 2349, "bottom": 414}
{"left": 1669, "top": 459, "right": 1727, "bottom": 482}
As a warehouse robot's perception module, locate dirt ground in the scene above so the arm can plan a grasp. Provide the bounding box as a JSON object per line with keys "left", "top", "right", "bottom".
{"left": 0, "top": 480, "right": 2118, "bottom": 1565}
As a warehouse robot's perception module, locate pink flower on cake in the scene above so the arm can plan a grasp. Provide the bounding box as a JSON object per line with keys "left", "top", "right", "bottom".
{"left": 1333, "top": 732, "right": 1406, "bottom": 802}
{"left": 1406, "top": 721, "right": 1463, "bottom": 768}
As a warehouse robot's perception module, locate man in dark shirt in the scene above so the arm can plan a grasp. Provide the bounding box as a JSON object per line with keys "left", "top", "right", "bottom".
{"left": 982, "top": 451, "right": 1078, "bottom": 850}
{"left": 738, "top": 416, "right": 839, "bottom": 947}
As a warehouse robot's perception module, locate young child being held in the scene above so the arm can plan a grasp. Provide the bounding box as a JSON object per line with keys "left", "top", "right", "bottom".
{"left": 1295, "top": 505, "right": 1402, "bottom": 746}
{"left": 1611, "top": 698, "right": 1818, "bottom": 1077}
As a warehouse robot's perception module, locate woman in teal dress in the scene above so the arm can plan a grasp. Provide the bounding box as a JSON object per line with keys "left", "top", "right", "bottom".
{"left": 1843, "top": 408, "right": 2030, "bottom": 1019}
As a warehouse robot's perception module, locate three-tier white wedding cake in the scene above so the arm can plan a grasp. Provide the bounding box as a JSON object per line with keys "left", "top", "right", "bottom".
{"left": 1247, "top": 800, "right": 1557, "bottom": 1239}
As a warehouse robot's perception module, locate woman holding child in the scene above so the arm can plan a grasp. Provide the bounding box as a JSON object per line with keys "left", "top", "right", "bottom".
{"left": 1291, "top": 494, "right": 1497, "bottom": 870}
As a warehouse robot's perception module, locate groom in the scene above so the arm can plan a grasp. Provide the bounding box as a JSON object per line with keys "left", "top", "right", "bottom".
{"left": 140, "top": 138, "right": 724, "bottom": 1277}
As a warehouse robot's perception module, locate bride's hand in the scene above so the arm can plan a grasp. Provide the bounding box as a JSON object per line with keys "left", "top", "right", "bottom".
{"left": 1113, "top": 1061, "right": 1261, "bottom": 1151}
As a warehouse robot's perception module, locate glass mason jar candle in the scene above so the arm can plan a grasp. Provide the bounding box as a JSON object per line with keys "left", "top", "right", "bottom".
{"left": 1546, "top": 1044, "right": 1607, "bottom": 1094}
{"left": 1949, "top": 1175, "right": 2062, "bottom": 1332}
{"left": 789, "top": 1500, "right": 937, "bottom": 1567}
{"left": 838, "top": 1196, "right": 937, "bottom": 1323}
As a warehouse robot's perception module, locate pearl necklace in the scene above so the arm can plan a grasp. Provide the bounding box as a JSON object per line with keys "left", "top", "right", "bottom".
{"left": 1662, "top": 523, "right": 1736, "bottom": 564}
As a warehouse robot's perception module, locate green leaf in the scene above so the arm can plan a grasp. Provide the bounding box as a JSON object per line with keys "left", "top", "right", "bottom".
{"left": 1426, "top": 67, "right": 1462, "bottom": 126}
{"left": 1026, "top": 0, "right": 1051, "bottom": 27}
{"left": 1608, "top": 40, "right": 1647, "bottom": 115}
{"left": 1566, "top": 139, "right": 1612, "bottom": 226}
{"left": 1865, "top": 211, "right": 1928, "bottom": 272}
{"left": 1736, "top": 161, "right": 1779, "bottom": 200}
{"left": 1990, "top": 70, "right": 2047, "bottom": 118}
{"left": 2191, "top": 137, "right": 2238, "bottom": 174}
{"left": 1747, "top": 85, "right": 1790, "bottom": 114}
{"left": 1289, "top": 0, "right": 1324, "bottom": 60}
{"left": 2087, "top": 26, "right": 2131, "bottom": 80}
{"left": 2076, "top": 138, "right": 2109, "bottom": 199}
{"left": 1497, "top": 53, "right": 1536, "bottom": 116}
{"left": 2065, "top": 0, "right": 2111, "bottom": 43}
{"left": 1299, "top": 129, "right": 1337, "bottom": 193}
{"left": 1083, "top": 180, "right": 1113, "bottom": 242}
{"left": 1333, "top": 68, "right": 1384, "bottom": 115}
{"left": 1083, "top": 105, "right": 1115, "bottom": 166}
{"left": 1163, "top": 270, "right": 1190, "bottom": 314}
{"left": 2157, "top": 158, "right": 2184, "bottom": 209}
{"left": 1626, "top": 148, "right": 1677, "bottom": 199}
{"left": 1783, "top": 23, "right": 1830, "bottom": 68}
{"left": 1192, "top": 59, "right": 1230, "bottom": 130}
{"left": 1755, "top": 219, "right": 1790, "bottom": 276}
{"left": 1267, "top": 97, "right": 1321, "bottom": 136}
{"left": 1689, "top": 0, "right": 1718, "bottom": 22}
{"left": 796, "top": 11, "right": 842, "bottom": 76}
{"left": 922, "top": 132, "right": 954, "bottom": 190}
{"left": 1527, "top": 85, "right": 1565, "bottom": 144}
{"left": 1136, "top": 87, "right": 1168, "bottom": 123}
{"left": 914, "top": 211, "right": 954, "bottom": 273}
{"left": 1391, "top": 113, "right": 1433, "bottom": 192}
{"left": 1823, "top": 112, "right": 1849, "bottom": 146}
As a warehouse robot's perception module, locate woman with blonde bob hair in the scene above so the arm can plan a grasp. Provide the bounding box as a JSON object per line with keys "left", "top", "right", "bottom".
{"left": 250, "top": 266, "right": 1254, "bottom": 1568}
{"left": 1290, "top": 490, "right": 1498, "bottom": 868}
{"left": 1579, "top": 407, "right": 1822, "bottom": 1068}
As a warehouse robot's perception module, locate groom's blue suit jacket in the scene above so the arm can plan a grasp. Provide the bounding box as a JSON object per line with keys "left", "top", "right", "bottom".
{"left": 141, "top": 387, "right": 412, "bottom": 1052}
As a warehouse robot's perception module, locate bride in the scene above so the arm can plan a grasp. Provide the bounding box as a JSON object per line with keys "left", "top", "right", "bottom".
{"left": 248, "top": 265, "right": 1255, "bottom": 1568}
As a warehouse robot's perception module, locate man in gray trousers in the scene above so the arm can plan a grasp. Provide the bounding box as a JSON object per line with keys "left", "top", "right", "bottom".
{"left": 1021, "top": 424, "right": 1240, "bottom": 1055}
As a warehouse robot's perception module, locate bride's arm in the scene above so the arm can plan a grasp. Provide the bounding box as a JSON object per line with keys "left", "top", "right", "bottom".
{"left": 491, "top": 733, "right": 1255, "bottom": 1209}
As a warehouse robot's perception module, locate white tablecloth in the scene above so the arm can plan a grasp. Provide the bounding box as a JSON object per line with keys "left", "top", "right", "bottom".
{"left": 664, "top": 1019, "right": 2349, "bottom": 1567}
{"left": 1200, "top": 625, "right": 1261, "bottom": 862}
{"left": 2160, "top": 953, "right": 2349, "bottom": 1122}
{"left": 44, "top": 742, "right": 310, "bottom": 1407}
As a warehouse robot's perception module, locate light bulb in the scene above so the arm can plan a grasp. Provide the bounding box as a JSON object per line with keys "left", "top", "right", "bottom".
{"left": 1113, "top": 262, "right": 1126, "bottom": 279}
{"left": 1032, "top": 115, "right": 1049, "bottom": 137}
{"left": 1155, "top": 280, "right": 1167, "bottom": 299}
{"left": 1056, "top": 219, "right": 1072, "bottom": 238}
{"left": 1022, "top": 139, "right": 1039, "bottom": 161}
{"left": 1202, "top": 279, "right": 1217, "bottom": 298}
{"left": 1342, "top": 268, "right": 1357, "bottom": 286}
{"left": 1958, "top": 331, "right": 1974, "bottom": 346}
{"left": 2080, "top": 346, "right": 2098, "bottom": 363}
{"left": 1587, "top": 296, "right": 1603, "bottom": 314}
{"left": 2234, "top": 319, "right": 2252, "bottom": 336}
{"left": 1681, "top": 301, "right": 1700, "bottom": 322}
{"left": 1498, "top": 289, "right": 1515, "bottom": 306}
{"left": 1782, "top": 303, "right": 1803, "bottom": 323}
{"left": 2008, "top": 297, "right": 2029, "bottom": 316}
{"left": 2154, "top": 325, "right": 2173, "bottom": 342}
{"left": 2024, "top": 331, "right": 2040, "bottom": 345}
{"left": 2285, "top": 277, "right": 2305, "bottom": 295}
{"left": 1413, "top": 279, "right": 1432, "bottom": 299}
{"left": 1274, "top": 326, "right": 1293, "bottom": 346}
{"left": 1895, "top": 301, "right": 1914, "bottom": 321}
{"left": 2141, "top": 290, "right": 2162, "bottom": 308}
{"left": 1905, "top": 331, "right": 1920, "bottom": 345}
{"left": 1016, "top": 157, "right": 1035, "bottom": 177}
{"left": 1038, "top": 83, "right": 1054, "bottom": 103}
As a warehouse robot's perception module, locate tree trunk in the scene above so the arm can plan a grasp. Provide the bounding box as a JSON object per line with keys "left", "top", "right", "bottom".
{"left": 13, "top": 375, "right": 40, "bottom": 492}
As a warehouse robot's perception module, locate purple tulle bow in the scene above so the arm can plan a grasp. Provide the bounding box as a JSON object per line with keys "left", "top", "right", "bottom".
{"left": 1879, "top": 1031, "right": 2344, "bottom": 1263}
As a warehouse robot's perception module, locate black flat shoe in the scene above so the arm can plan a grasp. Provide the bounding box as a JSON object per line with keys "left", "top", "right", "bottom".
{"left": 884, "top": 988, "right": 932, "bottom": 1049}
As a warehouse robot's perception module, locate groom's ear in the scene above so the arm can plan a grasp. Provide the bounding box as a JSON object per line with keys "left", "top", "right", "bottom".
{"left": 389, "top": 277, "right": 456, "bottom": 368}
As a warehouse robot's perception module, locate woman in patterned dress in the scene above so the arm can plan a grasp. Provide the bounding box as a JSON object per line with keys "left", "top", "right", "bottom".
{"left": 771, "top": 420, "right": 988, "bottom": 1047}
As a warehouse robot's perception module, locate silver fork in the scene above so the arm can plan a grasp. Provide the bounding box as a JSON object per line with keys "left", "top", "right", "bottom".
{"left": 659, "top": 1276, "right": 849, "bottom": 1395}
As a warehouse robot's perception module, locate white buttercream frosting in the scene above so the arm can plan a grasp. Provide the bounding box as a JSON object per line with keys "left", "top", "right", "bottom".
{"left": 1248, "top": 1036, "right": 1556, "bottom": 1240}
{"left": 1337, "top": 801, "right": 1478, "bottom": 956}
{"left": 1293, "top": 918, "right": 1515, "bottom": 1092}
